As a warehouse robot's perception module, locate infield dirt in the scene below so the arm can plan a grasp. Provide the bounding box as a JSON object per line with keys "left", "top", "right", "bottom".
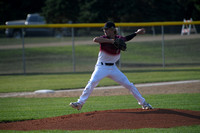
{"left": 0, "top": 108, "right": 200, "bottom": 131}
{"left": 0, "top": 80, "right": 200, "bottom": 131}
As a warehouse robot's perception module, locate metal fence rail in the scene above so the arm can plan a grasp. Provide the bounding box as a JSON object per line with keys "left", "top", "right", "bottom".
{"left": 0, "top": 21, "right": 200, "bottom": 75}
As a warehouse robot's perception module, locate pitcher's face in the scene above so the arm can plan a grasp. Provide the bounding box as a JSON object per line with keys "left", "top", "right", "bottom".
{"left": 103, "top": 28, "right": 115, "bottom": 38}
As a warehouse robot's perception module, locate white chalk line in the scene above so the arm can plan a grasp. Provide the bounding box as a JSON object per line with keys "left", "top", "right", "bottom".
{"left": 0, "top": 80, "right": 199, "bottom": 97}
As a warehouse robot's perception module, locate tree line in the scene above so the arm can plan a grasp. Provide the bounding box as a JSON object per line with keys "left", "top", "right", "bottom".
{"left": 1, "top": 0, "right": 200, "bottom": 24}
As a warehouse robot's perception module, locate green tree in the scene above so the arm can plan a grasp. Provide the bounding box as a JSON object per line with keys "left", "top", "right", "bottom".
{"left": 42, "top": 0, "right": 80, "bottom": 23}
{"left": 78, "top": 0, "right": 131, "bottom": 23}
{"left": 0, "top": 0, "right": 45, "bottom": 24}
{"left": 1, "top": 0, "right": 200, "bottom": 25}
{"left": 141, "top": 0, "right": 183, "bottom": 21}
{"left": 78, "top": 0, "right": 177, "bottom": 22}
{"left": 177, "top": 0, "right": 200, "bottom": 20}
{"left": 78, "top": 0, "right": 200, "bottom": 23}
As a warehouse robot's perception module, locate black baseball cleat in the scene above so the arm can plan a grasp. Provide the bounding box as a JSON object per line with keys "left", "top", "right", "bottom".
{"left": 141, "top": 101, "right": 153, "bottom": 109}
{"left": 69, "top": 102, "right": 82, "bottom": 110}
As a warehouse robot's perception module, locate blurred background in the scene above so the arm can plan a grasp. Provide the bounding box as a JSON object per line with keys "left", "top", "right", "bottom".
{"left": 1, "top": 0, "right": 200, "bottom": 24}
{"left": 0, "top": 0, "right": 200, "bottom": 74}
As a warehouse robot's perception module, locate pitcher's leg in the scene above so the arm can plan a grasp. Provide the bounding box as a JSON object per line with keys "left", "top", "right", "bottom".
{"left": 77, "top": 66, "right": 107, "bottom": 105}
{"left": 122, "top": 82, "right": 145, "bottom": 105}
{"left": 126, "top": 82, "right": 145, "bottom": 105}
{"left": 109, "top": 67, "right": 145, "bottom": 105}
{"left": 77, "top": 80, "right": 99, "bottom": 104}
{"left": 123, "top": 82, "right": 153, "bottom": 109}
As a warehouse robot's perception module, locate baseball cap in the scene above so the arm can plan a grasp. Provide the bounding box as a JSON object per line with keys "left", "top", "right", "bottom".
{"left": 103, "top": 21, "right": 116, "bottom": 29}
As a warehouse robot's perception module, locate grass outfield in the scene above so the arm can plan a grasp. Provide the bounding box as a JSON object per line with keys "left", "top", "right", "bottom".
{"left": 0, "top": 93, "right": 200, "bottom": 132}
{"left": 0, "top": 37, "right": 200, "bottom": 132}
{"left": 0, "top": 36, "right": 93, "bottom": 45}
{"left": 0, "top": 67, "right": 200, "bottom": 93}
{"left": 1, "top": 126, "right": 200, "bottom": 133}
{"left": 0, "top": 38, "right": 200, "bottom": 73}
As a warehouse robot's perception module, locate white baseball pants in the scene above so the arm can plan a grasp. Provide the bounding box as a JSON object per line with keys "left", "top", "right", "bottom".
{"left": 77, "top": 63, "right": 145, "bottom": 105}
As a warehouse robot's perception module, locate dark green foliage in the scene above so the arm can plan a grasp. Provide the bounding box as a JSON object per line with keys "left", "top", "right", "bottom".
{"left": 1, "top": 0, "right": 200, "bottom": 24}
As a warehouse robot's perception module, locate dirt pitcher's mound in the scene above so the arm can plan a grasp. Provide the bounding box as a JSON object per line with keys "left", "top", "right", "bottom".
{"left": 0, "top": 108, "right": 200, "bottom": 131}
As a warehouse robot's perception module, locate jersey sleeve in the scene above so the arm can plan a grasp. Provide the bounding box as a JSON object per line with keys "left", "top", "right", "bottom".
{"left": 116, "top": 34, "right": 136, "bottom": 42}
{"left": 125, "top": 33, "right": 137, "bottom": 41}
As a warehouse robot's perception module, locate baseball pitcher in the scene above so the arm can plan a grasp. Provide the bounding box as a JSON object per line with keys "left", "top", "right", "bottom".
{"left": 70, "top": 21, "right": 153, "bottom": 110}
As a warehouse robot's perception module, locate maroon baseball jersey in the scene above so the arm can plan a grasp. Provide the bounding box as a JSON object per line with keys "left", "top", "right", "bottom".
{"left": 100, "top": 35, "right": 126, "bottom": 55}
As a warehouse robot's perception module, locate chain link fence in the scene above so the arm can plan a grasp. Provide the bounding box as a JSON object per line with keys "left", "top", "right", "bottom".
{"left": 0, "top": 24, "right": 200, "bottom": 75}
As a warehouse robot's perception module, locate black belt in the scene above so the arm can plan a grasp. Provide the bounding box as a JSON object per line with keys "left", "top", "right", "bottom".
{"left": 101, "top": 62, "right": 114, "bottom": 66}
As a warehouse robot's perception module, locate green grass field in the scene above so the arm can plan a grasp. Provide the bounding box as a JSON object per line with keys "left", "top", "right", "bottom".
{"left": 0, "top": 126, "right": 200, "bottom": 133}
{"left": 0, "top": 37, "right": 200, "bottom": 132}
{"left": 0, "top": 93, "right": 200, "bottom": 132}
{"left": 0, "top": 67, "right": 200, "bottom": 93}
{"left": 0, "top": 38, "right": 200, "bottom": 74}
{"left": 0, "top": 69, "right": 200, "bottom": 132}
{"left": 0, "top": 36, "right": 93, "bottom": 45}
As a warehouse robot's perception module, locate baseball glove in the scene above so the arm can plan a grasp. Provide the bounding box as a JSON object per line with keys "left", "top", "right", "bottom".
{"left": 113, "top": 38, "right": 127, "bottom": 51}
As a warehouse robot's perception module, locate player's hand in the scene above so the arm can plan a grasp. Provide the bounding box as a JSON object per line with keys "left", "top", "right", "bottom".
{"left": 135, "top": 28, "right": 145, "bottom": 34}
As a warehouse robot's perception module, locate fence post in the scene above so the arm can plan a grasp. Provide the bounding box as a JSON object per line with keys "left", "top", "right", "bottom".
{"left": 152, "top": 26, "right": 155, "bottom": 36}
{"left": 69, "top": 21, "right": 76, "bottom": 72}
{"left": 117, "top": 27, "right": 121, "bottom": 69}
{"left": 71, "top": 27, "right": 76, "bottom": 72}
{"left": 161, "top": 25, "right": 165, "bottom": 68}
{"left": 21, "top": 28, "right": 26, "bottom": 75}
